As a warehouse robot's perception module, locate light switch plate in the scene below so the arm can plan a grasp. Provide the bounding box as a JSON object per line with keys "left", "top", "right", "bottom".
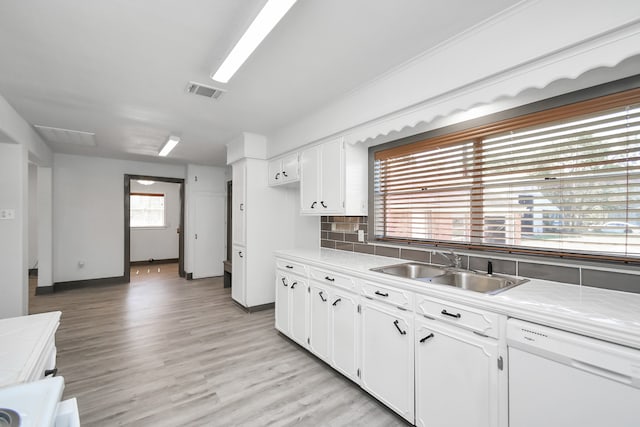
{"left": 0, "top": 209, "right": 15, "bottom": 220}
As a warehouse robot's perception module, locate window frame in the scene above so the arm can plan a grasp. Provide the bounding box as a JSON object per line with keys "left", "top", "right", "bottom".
{"left": 129, "top": 192, "right": 167, "bottom": 229}
{"left": 368, "top": 75, "right": 640, "bottom": 264}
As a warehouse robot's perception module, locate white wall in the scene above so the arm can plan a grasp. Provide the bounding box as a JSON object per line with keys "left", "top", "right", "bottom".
{"left": 28, "top": 163, "right": 38, "bottom": 269}
{"left": 0, "top": 93, "right": 52, "bottom": 166}
{"left": 130, "top": 181, "right": 181, "bottom": 262}
{"left": 0, "top": 143, "right": 28, "bottom": 318}
{"left": 267, "top": 0, "right": 640, "bottom": 157}
{"left": 37, "top": 167, "right": 53, "bottom": 289}
{"left": 53, "top": 153, "right": 185, "bottom": 283}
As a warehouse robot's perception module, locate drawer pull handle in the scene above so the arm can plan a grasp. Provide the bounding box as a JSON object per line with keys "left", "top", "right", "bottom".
{"left": 281, "top": 277, "right": 288, "bottom": 287}
{"left": 319, "top": 291, "right": 327, "bottom": 302}
{"left": 419, "top": 333, "right": 435, "bottom": 343}
{"left": 332, "top": 298, "right": 341, "bottom": 306}
{"left": 393, "top": 319, "right": 407, "bottom": 335}
{"left": 441, "top": 309, "right": 461, "bottom": 319}
{"left": 285, "top": 265, "right": 294, "bottom": 269}
{"left": 291, "top": 281, "right": 298, "bottom": 290}
{"left": 374, "top": 291, "right": 389, "bottom": 297}
{"left": 325, "top": 276, "right": 335, "bottom": 282}
{"left": 45, "top": 368, "right": 58, "bottom": 377}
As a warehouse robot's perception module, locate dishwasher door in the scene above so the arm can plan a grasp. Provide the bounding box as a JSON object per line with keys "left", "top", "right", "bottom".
{"left": 507, "top": 319, "right": 640, "bottom": 427}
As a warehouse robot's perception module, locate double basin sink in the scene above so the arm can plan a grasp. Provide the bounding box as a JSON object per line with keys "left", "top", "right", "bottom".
{"left": 370, "top": 262, "right": 528, "bottom": 294}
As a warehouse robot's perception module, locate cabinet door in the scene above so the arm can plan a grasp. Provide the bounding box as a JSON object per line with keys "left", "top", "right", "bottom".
{"left": 360, "top": 300, "right": 414, "bottom": 423}
{"left": 268, "top": 159, "right": 282, "bottom": 186}
{"left": 281, "top": 153, "right": 299, "bottom": 183}
{"left": 299, "top": 146, "right": 320, "bottom": 214}
{"left": 275, "top": 272, "right": 290, "bottom": 335}
{"left": 289, "top": 277, "right": 308, "bottom": 347}
{"left": 319, "top": 138, "right": 343, "bottom": 213}
{"left": 415, "top": 317, "right": 499, "bottom": 427}
{"left": 309, "top": 283, "right": 330, "bottom": 361}
{"left": 232, "top": 161, "right": 246, "bottom": 245}
{"left": 231, "top": 246, "right": 246, "bottom": 306}
{"left": 330, "top": 290, "right": 359, "bottom": 382}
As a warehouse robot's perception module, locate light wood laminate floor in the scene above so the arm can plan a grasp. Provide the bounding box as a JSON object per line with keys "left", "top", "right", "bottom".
{"left": 29, "top": 264, "right": 409, "bottom": 426}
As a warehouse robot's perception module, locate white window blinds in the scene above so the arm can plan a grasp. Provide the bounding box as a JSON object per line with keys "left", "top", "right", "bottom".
{"left": 373, "top": 90, "right": 640, "bottom": 261}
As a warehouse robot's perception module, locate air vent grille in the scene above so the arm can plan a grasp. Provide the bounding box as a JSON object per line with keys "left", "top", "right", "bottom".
{"left": 186, "top": 81, "right": 225, "bottom": 100}
{"left": 34, "top": 125, "right": 96, "bottom": 146}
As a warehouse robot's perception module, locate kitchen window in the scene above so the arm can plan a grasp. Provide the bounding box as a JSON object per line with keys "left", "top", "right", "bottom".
{"left": 372, "top": 87, "right": 640, "bottom": 262}
{"left": 130, "top": 193, "right": 166, "bottom": 228}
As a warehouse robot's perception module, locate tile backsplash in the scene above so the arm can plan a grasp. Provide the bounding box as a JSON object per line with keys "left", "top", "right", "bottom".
{"left": 320, "top": 216, "right": 640, "bottom": 294}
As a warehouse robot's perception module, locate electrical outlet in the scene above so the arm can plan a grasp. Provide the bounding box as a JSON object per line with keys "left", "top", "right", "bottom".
{"left": 358, "top": 229, "right": 365, "bottom": 242}
{"left": 0, "top": 209, "right": 15, "bottom": 220}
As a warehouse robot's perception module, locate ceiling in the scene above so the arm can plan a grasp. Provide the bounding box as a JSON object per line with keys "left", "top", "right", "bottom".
{"left": 0, "top": 0, "right": 519, "bottom": 166}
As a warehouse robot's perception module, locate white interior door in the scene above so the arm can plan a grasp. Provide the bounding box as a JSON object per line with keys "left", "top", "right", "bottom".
{"left": 193, "top": 193, "right": 225, "bottom": 279}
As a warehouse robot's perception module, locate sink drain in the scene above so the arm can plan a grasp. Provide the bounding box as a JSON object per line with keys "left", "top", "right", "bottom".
{"left": 0, "top": 409, "right": 20, "bottom": 427}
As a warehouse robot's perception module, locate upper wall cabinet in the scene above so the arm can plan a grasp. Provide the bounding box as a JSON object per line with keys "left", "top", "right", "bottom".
{"left": 268, "top": 152, "right": 299, "bottom": 186}
{"left": 300, "top": 137, "right": 367, "bottom": 216}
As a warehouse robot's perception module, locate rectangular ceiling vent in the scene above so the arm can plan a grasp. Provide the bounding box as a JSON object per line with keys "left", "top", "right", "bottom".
{"left": 186, "top": 81, "right": 225, "bottom": 100}
{"left": 34, "top": 125, "right": 96, "bottom": 146}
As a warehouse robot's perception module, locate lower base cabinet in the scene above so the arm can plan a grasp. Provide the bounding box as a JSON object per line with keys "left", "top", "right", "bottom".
{"left": 360, "top": 299, "right": 415, "bottom": 424}
{"left": 330, "top": 289, "right": 359, "bottom": 382}
{"left": 415, "top": 316, "right": 499, "bottom": 427}
{"left": 275, "top": 270, "right": 308, "bottom": 347}
{"left": 309, "top": 282, "right": 331, "bottom": 360}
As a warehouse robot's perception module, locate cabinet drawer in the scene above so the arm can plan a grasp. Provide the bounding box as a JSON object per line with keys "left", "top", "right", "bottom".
{"left": 361, "top": 281, "right": 414, "bottom": 310}
{"left": 276, "top": 259, "right": 307, "bottom": 277}
{"left": 309, "top": 267, "right": 355, "bottom": 291}
{"left": 415, "top": 296, "right": 499, "bottom": 338}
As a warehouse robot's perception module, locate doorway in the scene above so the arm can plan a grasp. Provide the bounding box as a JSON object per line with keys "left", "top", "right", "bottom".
{"left": 124, "top": 174, "right": 185, "bottom": 281}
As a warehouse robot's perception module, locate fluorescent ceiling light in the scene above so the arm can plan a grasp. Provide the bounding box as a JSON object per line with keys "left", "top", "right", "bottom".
{"left": 159, "top": 135, "right": 180, "bottom": 157}
{"left": 211, "top": 0, "right": 297, "bottom": 83}
{"left": 136, "top": 180, "right": 155, "bottom": 186}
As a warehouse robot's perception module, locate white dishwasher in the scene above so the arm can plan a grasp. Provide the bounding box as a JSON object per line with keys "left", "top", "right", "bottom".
{"left": 507, "top": 318, "right": 640, "bottom": 427}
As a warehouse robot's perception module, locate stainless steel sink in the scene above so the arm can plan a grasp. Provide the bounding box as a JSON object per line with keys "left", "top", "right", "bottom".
{"left": 428, "top": 270, "right": 528, "bottom": 294}
{"left": 370, "top": 262, "right": 528, "bottom": 294}
{"left": 370, "top": 262, "right": 448, "bottom": 279}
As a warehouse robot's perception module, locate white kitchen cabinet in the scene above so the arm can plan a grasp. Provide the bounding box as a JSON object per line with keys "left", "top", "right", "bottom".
{"left": 330, "top": 289, "right": 359, "bottom": 382}
{"left": 309, "top": 282, "right": 331, "bottom": 361}
{"left": 275, "top": 272, "right": 290, "bottom": 334}
{"left": 231, "top": 245, "right": 246, "bottom": 306}
{"left": 289, "top": 277, "right": 308, "bottom": 347}
{"left": 275, "top": 269, "right": 309, "bottom": 348}
{"left": 415, "top": 316, "right": 500, "bottom": 427}
{"left": 299, "top": 137, "right": 367, "bottom": 215}
{"left": 268, "top": 152, "right": 299, "bottom": 186}
{"left": 360, "top": 298, "right": 414, "bottom": 423}
{"left": 231, "top": 159, "right": 294, "bottom": 309}
{"left": 232, "top": 160, "right": 246, "bottom": 246}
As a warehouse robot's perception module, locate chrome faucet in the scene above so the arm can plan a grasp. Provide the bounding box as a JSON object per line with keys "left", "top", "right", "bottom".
{"left": 433, "top": 249, "right": 462, "bottom": 269}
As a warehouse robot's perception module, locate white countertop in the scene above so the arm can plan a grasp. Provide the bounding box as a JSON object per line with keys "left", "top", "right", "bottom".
{"left": 0, "top": 311, "right": 61, "bottom": 387}
{"left": 276, "top": 248, "right": 640, "bottom": 349}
